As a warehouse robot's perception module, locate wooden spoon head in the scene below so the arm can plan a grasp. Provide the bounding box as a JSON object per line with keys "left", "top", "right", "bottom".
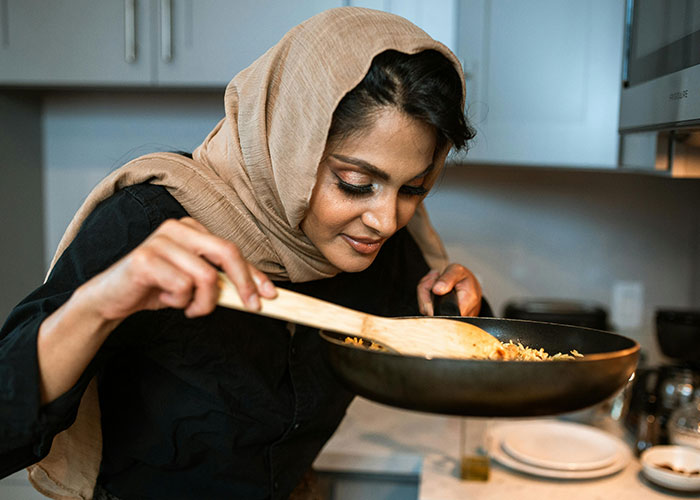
{"left": 363, "top": 316, "right": 505, "bottom": 359}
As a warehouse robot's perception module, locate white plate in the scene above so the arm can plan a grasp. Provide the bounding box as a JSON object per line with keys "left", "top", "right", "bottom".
{"left": 641, "top": 445, "right": 700, "bottom": 492}
{"left": 489, "top": 421, "right": 631, "bottom": 479}
{"left": 499, "top": 420, "right": 621, "bottom": 471}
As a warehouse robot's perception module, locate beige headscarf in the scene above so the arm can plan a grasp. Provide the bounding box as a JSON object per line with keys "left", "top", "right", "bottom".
{"left": 28, "top": 7, "right": 463, "bottom": 499}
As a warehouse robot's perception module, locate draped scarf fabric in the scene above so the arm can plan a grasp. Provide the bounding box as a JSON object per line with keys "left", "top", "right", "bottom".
{"left": 28, "top": 7, "right": 464, "bottom": 498}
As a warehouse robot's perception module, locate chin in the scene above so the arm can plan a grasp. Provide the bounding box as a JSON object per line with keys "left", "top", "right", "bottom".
{"left": 331, "top": 253, "right": 377, "bottom": 273}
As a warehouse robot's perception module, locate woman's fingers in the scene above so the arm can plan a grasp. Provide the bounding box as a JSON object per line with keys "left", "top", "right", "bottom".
{"left": 143, "top": 231, "right": 220, "bottom": 316}
{"left": 81, "top": 217, "right": 276, "bottom": 325}
{"left": 154, "top": 218, "right": 276, "bottom": 310}
{"left": 95, "top": 246, "right": 196, "bottom": 320}
{"left": 442, "top": 264, "right": 482, "bottom": 316}
{"left": 454, "top": 280, "right": 482, "bottom": 316}
{"left": 102, "top": 217, "right": 276, "bottom": 318}
{"left": 418, "top": 264, "right": 483, "bottom": 317}
{"left": 417, "top": 269, "right": 440, "bottom": 316}
{"left": 430, "top": 263, "right": 464, "bottom": 294}
{"left": 176, "top": 217, "right": 277, "bottom": 301}
{"left": 250, "top": 265, "right": 278, "bottom": 299}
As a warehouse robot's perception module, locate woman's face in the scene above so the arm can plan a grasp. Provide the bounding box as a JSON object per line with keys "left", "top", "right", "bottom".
{"left": 301, "top": 107, "right": 437, "bottom": 273}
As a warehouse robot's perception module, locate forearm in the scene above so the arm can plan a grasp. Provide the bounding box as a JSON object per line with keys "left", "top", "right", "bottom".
{"left": 36, "top": 281, "right": 121, "bottom": 405}
{"left": 34, "top": 213, "right": 276, "bottom": 405}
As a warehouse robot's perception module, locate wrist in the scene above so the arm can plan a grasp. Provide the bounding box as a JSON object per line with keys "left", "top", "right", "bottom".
{"left": 69, "top": 279, "right": 124, "bottom": 334}
{"left": 36, "top": 279, "right": 122, "bottom": 405}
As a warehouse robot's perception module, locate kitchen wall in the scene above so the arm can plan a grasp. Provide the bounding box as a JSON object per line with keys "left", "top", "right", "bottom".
{"left": 41, "top": 90, "right": 224, "bottom": 259}
{"left": 0, "top": 92, "right": 44, "bottom": 323}
{"left": 4, "top": 91, "right": 700, "bottom": 367}
{"left": 426, "top": 164, "right": 700, "bottom": 364}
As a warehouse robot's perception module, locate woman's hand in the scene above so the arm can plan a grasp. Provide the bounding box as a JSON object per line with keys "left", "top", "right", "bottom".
{"left": 417, "top": 263, "right": 482, "bottom": 317}
{"left": 37, "top": 217, "right": 276, "bottom": 404}
{"left": 84, "top": 217, "right": 276, "bottom": 321}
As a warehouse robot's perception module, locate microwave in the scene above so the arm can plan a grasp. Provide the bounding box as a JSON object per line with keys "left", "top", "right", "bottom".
{"left": 619, "top": 0, "right": 700, "bottom": 131}
{"left": 618, "top": 0, "right": 700, "bottom": 177}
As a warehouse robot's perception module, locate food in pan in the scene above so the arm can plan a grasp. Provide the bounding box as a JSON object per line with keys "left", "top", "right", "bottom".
{"left": 343, "top": 336, "right": 583, "bottom": 360}
{"left": 344, "top": 336, "right": 386, "bottom": 351}
{"left": 501, "top": 342, "right": 583, "bottom": 361}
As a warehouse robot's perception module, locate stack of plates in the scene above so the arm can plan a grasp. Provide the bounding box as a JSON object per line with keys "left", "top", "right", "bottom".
{"left": 488, "top": 420, "right": 631, "bottom": 479}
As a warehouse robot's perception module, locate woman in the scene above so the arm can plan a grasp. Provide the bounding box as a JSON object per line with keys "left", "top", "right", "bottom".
{"left": 0, "top": 7, "right": 480, "bottom": 499}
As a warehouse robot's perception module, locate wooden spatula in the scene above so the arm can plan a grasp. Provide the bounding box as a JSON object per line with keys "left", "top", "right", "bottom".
{"left": 217, "top": 273, "right": 505, "bottom": 360}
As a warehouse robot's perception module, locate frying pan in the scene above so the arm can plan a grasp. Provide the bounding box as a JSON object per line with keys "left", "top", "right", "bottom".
{"left": 319, "top": 316, "right": 639, "bottom": 417}
{"left": 216, "top": 276, "right": 638, "bottom": 417}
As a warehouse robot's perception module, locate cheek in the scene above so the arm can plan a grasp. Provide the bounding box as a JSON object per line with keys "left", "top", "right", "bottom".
{"left": 307, "top": 188, "right": 357, "bottom": 235}
{"left": 397, "top": 197, "right": 422, "bottom": 227}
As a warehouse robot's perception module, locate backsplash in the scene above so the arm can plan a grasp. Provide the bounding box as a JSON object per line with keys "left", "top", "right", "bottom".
{"left": 426, "top": 164, "right": 700, "bottom": 364}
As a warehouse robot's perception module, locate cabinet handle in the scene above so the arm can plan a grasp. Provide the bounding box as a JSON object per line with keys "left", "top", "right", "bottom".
{"left": 161, "top": 0, "right": 172, "bottom": 62}
{"left": 124, "top": 0, "right": 136, "bottom": 62}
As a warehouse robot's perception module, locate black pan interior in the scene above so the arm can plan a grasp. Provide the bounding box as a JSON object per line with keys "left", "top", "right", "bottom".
{"left": 463, "top": 317, "right": 636, "bottom": 357}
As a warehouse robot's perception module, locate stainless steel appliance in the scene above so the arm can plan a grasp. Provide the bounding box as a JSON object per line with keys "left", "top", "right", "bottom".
{"left": 620, "top": 0, "right": 700, "bottom": 131}
{"left": 618, "top": 0, "right": 700, "bottom": 177}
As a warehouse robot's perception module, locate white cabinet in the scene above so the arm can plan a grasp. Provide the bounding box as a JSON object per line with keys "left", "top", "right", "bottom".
{"left": 0, "top": 0, "right": 342, "bottom": 87}
{"left": 455, "top": 0, "right": 626, "bottom": 168}
{"left": 0, "top": 0, "right": 153, "bottom": 85}
{"left": 348, "top": 0, "right": 458, "bottom": 55}
{"left": 154, "top": 0, "right": 343, "bottom": 86}
{"left": 0, "top": 0, "right": 627, "bottom": 169}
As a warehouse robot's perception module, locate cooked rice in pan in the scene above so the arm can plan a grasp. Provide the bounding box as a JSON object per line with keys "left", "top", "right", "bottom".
{"left": 501, "top": 341, "right": 583, "bottom": 361}
{"left": 343, "top": 336, "right": 583, "bottom": 360}
{"left": 344, "top": 336, "right": 385, "bottom": 351}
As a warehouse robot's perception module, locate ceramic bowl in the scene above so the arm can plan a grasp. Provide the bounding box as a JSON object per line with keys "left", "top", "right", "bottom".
{"left": 640, "top": 445, "right": 700, "bottom": 492}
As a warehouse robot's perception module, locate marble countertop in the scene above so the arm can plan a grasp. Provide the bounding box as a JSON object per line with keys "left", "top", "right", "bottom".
{"left": 314, "top": 398, "right": 695, "bottom": 499}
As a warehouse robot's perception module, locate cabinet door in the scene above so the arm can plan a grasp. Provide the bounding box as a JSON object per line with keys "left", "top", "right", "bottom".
{"left": 154, "top": 0, "right": 343, "bottom": 87}
{"left": 0, "top": 0, "right": 152, "bottom": 85}
{"left": 457, "top": 0, "right": 625, "bottom": 168}
{"left": 348, "top": 0, "right": 458, "bottom": 54}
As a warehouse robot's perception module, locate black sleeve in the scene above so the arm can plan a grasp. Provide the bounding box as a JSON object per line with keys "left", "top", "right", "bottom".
{"left": 0, "top": 184, "right": 186, "bottom": 478}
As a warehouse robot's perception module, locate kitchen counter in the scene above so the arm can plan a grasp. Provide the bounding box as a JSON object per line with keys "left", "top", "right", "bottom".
{"left": 314, "top": 398, "right": 696, "bottom": 499}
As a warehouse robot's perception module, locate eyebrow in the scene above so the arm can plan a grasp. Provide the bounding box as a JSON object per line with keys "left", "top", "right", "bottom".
{"left": 330, "top": 154, "right": 434, "bottom": 182}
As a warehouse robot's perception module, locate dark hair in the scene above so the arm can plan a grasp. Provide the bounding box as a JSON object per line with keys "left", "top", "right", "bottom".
{"left": 327, "top": 49, "right": 475, "bottom": 153}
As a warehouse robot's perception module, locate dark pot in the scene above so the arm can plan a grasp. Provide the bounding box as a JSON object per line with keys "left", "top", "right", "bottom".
{"left": 503, "top": 299, "right": 609, "bottom": 330}
{"left": 656, "top": 309, "right": 700, "bottom": 363}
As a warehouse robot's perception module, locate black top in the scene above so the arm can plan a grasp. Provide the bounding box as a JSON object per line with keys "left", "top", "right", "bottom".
{"left": 0, "top": 183, "right": 429, "bottom": 499}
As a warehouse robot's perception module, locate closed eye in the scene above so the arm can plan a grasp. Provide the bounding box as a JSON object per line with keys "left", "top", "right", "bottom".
{"left": 333, "top": 168, "right": 429, "bottom": 198}
{"left": 336, "top": 177, "right": 374, "bottom": 197}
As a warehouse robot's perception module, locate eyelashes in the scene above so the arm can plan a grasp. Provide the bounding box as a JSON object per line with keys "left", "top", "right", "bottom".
{"left": 334, "top": 176, "right": 428, "bottom": 198}
{"left": 336, "top": 178, "right": 373, "bottom": 197}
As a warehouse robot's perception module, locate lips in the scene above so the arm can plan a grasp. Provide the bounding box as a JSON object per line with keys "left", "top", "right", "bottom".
{"left": 341, "top": 234, "right": 384, "bottom": 255}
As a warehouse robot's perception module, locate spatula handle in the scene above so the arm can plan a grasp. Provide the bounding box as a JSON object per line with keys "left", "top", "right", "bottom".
{"left": 217, "top": 272, "right": 366, "bottom": 336}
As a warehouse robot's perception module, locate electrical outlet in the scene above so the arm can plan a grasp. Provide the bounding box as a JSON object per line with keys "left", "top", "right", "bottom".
{"left": 611, "top": 281, "right": 644, "bottom": 330}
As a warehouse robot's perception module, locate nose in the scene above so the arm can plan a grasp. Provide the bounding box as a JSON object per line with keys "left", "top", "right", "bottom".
{"left": 361, "top": 195, "right": 398, "bottom": 237}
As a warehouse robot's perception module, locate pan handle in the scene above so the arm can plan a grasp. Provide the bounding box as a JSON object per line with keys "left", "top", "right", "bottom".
{"left": 432, "top": 292, "right": 495, "bottom": 317}
{"left": 433, "top": 290, "right": 461, "bottom": 316}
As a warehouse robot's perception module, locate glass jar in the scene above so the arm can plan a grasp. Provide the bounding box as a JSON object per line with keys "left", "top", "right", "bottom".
{"left": 659, "top": 367, "right": 696, "bottom": 412}
{"left": 668, "top": 395, "right": 700, "bottom": 450}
